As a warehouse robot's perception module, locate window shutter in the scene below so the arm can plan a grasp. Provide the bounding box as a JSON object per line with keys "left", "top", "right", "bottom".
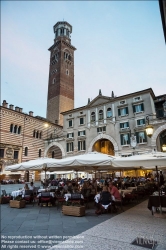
{"left": 84, "top": 130, "right": 86, "bottom": 135}
{"left": 72, "top": 142, "right": 74, "bottom": 151}
{"left": 97, "top": 128, "right": 99, "bottom": 132}
{"left": 144, "top": 131, "right": 147, "bottom": 142}
{"left": 136, "top": 132, "right": 139, "bottom": 143}
{"left": 67, "top": 143, "right": 69, "bottom": 152}
{"left": 118, "top": 109, "right": 121, "bottom": 116}
{"left": 72, "top": 132, "right": 74, "bottom": 138}
{"left": 67, "top": 133, "right": 69, "bottom": 138}
{"left": 127, "top": 122, "right": 129, "bottom": 127}
{"left": 128, "top": 133, "right": 130, "bottom": 144}
{"left": 133, "top": 105, "right": 136, "bottom": 113}
{"left": 137, "top": 120, "right": 140, "bottom": 126}
{"left": 142, "top": 118, "right": 145, "bottom": 124}
{"left": 120, "top": 134, "right": 123, "bottom": 145}
{"left": 78, "top": 131, "right": 80, "bottom": 136}
{"left": 120, "top": 123, "right": 123, "bottom": 129}
{"left": 83, "top": 140, "right": 86, "bottom": 150}
{"left": 103, "top": 126, "right": 106, "bottom": 132}
{"left": 141, "top": 103, "right": 144, "bottom": 111}
{"left": 78, "top": 141, "right": 80, "bottom": 151}
{"left": 126, "top": 107, "right": 129, "bottom": 115}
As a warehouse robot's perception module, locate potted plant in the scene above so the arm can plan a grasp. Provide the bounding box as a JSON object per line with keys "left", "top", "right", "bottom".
{"left": 10, "top": 196, "right": 26, "bottom": 208}
{"left": 62, "top": 201, "right": 85, "bottom": 217}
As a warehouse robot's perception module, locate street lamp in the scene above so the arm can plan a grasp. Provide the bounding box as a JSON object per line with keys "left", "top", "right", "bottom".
{"left": 145, "top": 116, "right": 154, "bottom": 138}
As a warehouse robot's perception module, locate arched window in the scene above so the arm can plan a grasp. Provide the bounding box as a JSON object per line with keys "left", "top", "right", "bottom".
{"left": 52, "top": 151, "right": 55, "bottom": 158}
{"left": 91, "top": 112, "right": 95, "bottom": 122}
{"left": 33, "top": 130, "right": 36, "bottom": 137}
{"left": 14, "top": 125, "right": 17, "bottom": 133}
{"left": 39, "top": 132, "right": 42, "bottom": 139}
{"left": 39, "top": 149, "right": 42, "bottom": 157}
{"left": 10, "top": 124, "right": 13, "bottom": 133}
{"left": 107, "top": 108, "right": 112, "bottom": 118}
{"left": 36, "top": 131, "right": 39, "bottom": 138}
{"left": 52, "top": 78, "right": 56, "bottom": 84}
{"left": 18, "top": 126, "right": 21, "bottom": 134}
{"left": 25, "top": 147, "right": 28, "bottom": 156}
{"left": 99, "top": 110, "right": 103, "bottom": 120}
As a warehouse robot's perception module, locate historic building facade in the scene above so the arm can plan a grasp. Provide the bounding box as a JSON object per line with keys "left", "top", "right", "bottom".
{"left": 44, "top": 88, "right": 166, "bottom": 160}
{"left": 0, "top": 100, "right": 63, "bottom": 180}
{"left": 46, "top": 21, "right": 76, "bottom": 126}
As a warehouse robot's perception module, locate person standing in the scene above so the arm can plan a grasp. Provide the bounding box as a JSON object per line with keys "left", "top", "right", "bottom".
{"left": 159, "top": 171, "right": 165, "bottom": 187}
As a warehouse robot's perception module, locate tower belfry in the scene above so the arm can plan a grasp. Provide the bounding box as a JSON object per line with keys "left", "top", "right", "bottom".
{"left": 46, "top": 21, "right": 76, "bottom": 126}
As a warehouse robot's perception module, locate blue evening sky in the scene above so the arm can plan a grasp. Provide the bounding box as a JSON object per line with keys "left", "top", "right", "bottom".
{"left": 1, "top": 1, "right": 166, "bottom": 118}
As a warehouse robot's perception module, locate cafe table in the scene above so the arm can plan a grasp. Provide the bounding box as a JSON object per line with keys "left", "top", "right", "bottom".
{"left": 147, "top": 195, "right": 166, "bottom": 215}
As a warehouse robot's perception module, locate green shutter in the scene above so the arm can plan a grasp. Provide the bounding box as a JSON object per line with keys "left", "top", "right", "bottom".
{"left": 83, "top": 140, "right": 86, "bottom": 150}
{"left": 67, "top": 133, "right": 69, "bottom": 138}
{"left": 141, "top": 103, "right": 144, "bottom": 111}
{"left": 78, "top": 131, "right": 80, "bottom": 136}
{"left": 137, "top": 120, "right": 140, "bottom": 126}
{"left": 97, "top": 128, "right": 99, "bottom": 132}
{"left": 118, "top": 109, "right": 121, "bottom": 116}
{"left": 143, "top": 118, "right": 145, "bottom": 124}
{"left": 127, "top": 122, "right": 129, "bottom": 127}
{"left": 120, "top": 134, "right": 123, "bottom": 145}
{"left": 128, "top": 133, "right": 130, "bottom": 144}
{"left": 72, "top": 132, "right": 74, "bottom": 138}
{"left": 133, "top": 105, "right": 136, "bottom": 113}
{"left": 126, "top": 107, "right": 129, "bottom": 115}
{"left": 136, "top": 132, "right": 139, "bottom": 143}
{"left": 72, "top": 142, "right": 74, "bottom": 151}
{"left": 67, "top": 143, "right": 69, "bottom": 152}
{"left": 84, "top": 130, "right": 86, "bottom": 135}
{"left": 120, "top": 123, "right": 123, "bottom": 128}
{"left": 78, "top": 141, "right": 80, "bottom": 151}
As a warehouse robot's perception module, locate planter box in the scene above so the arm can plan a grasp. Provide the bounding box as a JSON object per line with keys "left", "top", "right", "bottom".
{"left": 62, "top": 205, "right": 85, "bottom": 217}
{"left": 0, "top": 197, "right": 10, "bottom": 204}
{"left": 10, "top": 200, "right": 26, "bottom": 208}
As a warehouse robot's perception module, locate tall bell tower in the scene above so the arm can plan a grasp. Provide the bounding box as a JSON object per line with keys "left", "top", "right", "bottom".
{"left": 46, "top": 21, "right": 76, "bottom": 126}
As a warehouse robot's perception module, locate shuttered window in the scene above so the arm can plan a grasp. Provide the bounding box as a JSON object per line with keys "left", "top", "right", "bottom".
{"left": 80, "top": 117, "right": 84, "bottom": 125}
{"left": 69, "top": 120, "right": 73, "bottom": 127}
{"left": 78, "top": 140, "right": 86, "bottom": 151}
{"left": 120, "top": 133, "right": 130, "bottom": 145}
{"left": 118, "top": 107, "right": 129, "bottom": 116}
{"left": 133, "top": 103, "right": 144, "bottom": 113}
{"left": 66, "top": 142, "right": 73, "bottom": 152}
{"left": 136, "top": 131, "right": 147, "bottom": 143}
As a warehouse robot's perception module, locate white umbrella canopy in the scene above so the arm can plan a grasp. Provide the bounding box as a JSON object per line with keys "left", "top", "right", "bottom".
{"left": 112, "top": 152, "right": 166, "bottom": 169}
{"left": 5, "top": 157, "right": 61, "bottom": 172}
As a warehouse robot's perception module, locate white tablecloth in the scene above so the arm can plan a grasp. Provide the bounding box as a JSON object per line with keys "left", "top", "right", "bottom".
{"left": 64, "top": 193, "right": 84, "bottom": 201}
{"left": 37, "top": 192, "right": 55, "bottom": 198}
{"left": 11, "top": 190, "right": 23, "bottom": 198}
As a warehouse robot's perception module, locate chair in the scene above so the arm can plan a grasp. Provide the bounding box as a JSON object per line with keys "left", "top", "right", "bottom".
{"left": 113, "top": 193, "right": 124, "bottom": 212}
{"left": 56, "top": 195, "right": 66, "bottom": 210}
{"left": 82, "top": 189, "right": 91, "bottom": 208}
{"left": 23, "top": 190, "right": 34, "bottom": 205}
{"left": 69, "top": 193, "right": 82, "bottom": 206}
{"left": 1, "top": 190, "right": 11, "bottom": 203}
{"left": 39, "top": 192, "right": 52, "bottom": 207}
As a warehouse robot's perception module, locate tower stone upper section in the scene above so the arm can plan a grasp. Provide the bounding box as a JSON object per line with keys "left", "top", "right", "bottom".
{"left": 46, "top": 21, "right": 76, "bottom": 126}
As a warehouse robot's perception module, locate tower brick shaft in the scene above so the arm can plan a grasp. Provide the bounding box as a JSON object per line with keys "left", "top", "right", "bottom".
{"left": 46, "top": 21, "right": 76, "bottom": 125}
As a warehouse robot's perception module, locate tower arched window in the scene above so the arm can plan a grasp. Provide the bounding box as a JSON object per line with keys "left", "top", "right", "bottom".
{"left": 10, "top": 124, "right": 13, "bottom": 133}
{"left": 14, "top": 125, "right": 17, "bottom": 134}
{"left": 39, "top": 149, "right": 42, "bottom": 157}
{"left": 52, "top": 78, "right": 56, "bottom": 84}
{"left": 99, "top": 110, "right": 103, "bottom": 120}
{"left": 25, "top": 147, "right": 28, "bottom": 156}
{"left": 91, "top": 112, "right": 96, "bottom": 122}
{"left": 107, "top": 108, "right": 112, "bottom": 118}
{"left": 36, "top": 131, "right": 39, "bottom": 138}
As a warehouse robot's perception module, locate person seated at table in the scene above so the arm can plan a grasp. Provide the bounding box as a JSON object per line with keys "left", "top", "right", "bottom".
{"left": 29, "top": 182, "right": 35, "bottom": 191}
{"left": 108, "top": 182, "right": 121, "bottom": 200}
{"left": 95, "top": 186, "right": 112, "bottom": 214}
{"left": 23, "top": 183, "right": 29, "bottom": 191}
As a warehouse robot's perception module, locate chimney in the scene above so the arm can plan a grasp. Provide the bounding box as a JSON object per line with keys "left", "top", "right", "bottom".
{"left": 29, "top": 111, "right": 33, "bottom": 116}
{"left": 19, "top": 108, "right": 23, "bottom": 113}
{"left": 111, "top": 91, "right": 114, "bottom": 98}
{"left": 9, "top": 104, "right": 14, "bottom": 110}
{"left": 2, "top": 100, "right": 8, "bottom": 108}
{"left": 15, "top": 106, "right": 19, "bottom": 112}
{"left": 99, "top": 89, "right": 102, "bottom": 95}
{"left": 88, "top": 98, "right": 90, "bottom": 104}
